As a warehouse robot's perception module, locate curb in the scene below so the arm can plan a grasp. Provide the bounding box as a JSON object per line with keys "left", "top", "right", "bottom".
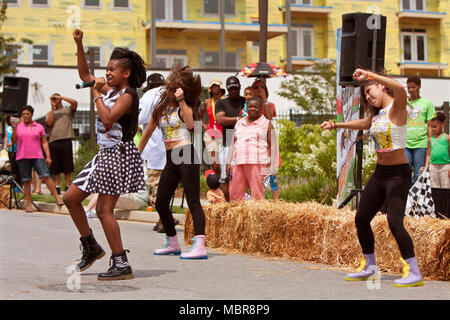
{"left": 25, "top": 201, "right": 186, "bottom": 225}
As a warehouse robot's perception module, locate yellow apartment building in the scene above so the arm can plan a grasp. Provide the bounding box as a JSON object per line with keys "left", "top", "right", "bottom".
{"left": 2, "top": 0, "right": 449, "bottom": 77}
{"left": 272, "top": 0, "right": 449, "bottom": 77}
{"left": 3, "top": 0, "right": 148, "bottom": 67}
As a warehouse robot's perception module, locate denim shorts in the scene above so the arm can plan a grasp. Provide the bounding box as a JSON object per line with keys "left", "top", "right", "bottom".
{"left": 17, "top": 158, "right": 50, "bottom": 182}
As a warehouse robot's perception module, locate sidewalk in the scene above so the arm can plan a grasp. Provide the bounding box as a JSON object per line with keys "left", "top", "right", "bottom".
{"left": 31, "top": 185, "right": 209, "bottom": 225}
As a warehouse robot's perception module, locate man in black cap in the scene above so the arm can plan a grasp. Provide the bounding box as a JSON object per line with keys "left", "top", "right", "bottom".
{"left": 215, "top": 75, "right": 246, "bottom": 200}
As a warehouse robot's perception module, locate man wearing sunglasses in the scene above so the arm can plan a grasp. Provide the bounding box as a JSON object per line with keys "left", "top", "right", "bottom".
{"left": 45, "top": 93, "right": 78, "bottom": 194}
{"left": 215, "top": 76, "right": 246, "bottom": 200}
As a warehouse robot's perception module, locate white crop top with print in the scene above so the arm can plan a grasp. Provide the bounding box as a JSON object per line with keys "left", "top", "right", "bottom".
{"left": 370, "top": 103, "right": 406, "bottom": 153}
{"left": 159, "top": 107, "right": 191, "bottom": 142}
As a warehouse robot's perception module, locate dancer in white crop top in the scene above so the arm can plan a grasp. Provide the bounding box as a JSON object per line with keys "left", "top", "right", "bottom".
{"left": 138, "top": 65, "right": 208, "bottom": 260}
{"left": 321, "top": 69, "right": 423, "bottom": 288}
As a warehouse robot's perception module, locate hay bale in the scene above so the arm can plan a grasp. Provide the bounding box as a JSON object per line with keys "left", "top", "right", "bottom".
{"left": 0, "top": 185, "right": 10, "bottom": 209}
{"left": 185, "top": 200, "right": 450, "bottom": 280}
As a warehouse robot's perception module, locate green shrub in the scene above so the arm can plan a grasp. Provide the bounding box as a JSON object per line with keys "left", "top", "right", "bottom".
{"left": 265, "top": 175, "right": 336, "bottom": 205}
{"left": 72, "top": 138, "right": 99, "bottom": 179}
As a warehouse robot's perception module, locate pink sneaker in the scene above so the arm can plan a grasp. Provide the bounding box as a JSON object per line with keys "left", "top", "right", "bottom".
{"left": 153, "top": 235, "right": 181, "bottom": 256}
{"left": 180, "top": 235, "right": 208, "bottom": 260}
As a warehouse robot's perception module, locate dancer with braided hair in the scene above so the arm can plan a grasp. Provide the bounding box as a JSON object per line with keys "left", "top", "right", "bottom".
{"left": 63, "top": 29, "right": 146, "bottom": 281}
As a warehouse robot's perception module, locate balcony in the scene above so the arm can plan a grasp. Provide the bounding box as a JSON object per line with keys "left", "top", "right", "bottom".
{"left": 397, "top": 10, "right": 446, "bottom": 21}
{"left": 143, "top": 19, "right": 287, "bottom": 41}
{"left": 281, "top": 4, "right": 333, "bottom": 16}
{"left": 398, "top": 62, "right": 448, "bottom": 76}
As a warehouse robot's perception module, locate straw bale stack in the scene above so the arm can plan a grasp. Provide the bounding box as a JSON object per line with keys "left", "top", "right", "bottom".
{"left": 0, "top": 185, "right": 10, "bottom": 209}
{"left": 184, "top": 200, "right": 449, "bottom": 280}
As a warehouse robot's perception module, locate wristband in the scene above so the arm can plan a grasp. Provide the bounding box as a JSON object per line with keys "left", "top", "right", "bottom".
{"left": 368, "top": 72, "right": 376, "bottom": 80}
{"left": 329, "top": 120, "right": 335, "bottom": 129}
{"left": 176, "top": 97, "right": 185, "bottom": 103}
{"left": 93, "top": 96, "right": 102, "bottom": 103}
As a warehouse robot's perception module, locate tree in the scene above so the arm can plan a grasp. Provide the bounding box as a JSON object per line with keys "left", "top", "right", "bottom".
{"left": 0, "top": 1, "right": 32, "bottom": 85}
{"left": 278, "top": 61, "right": 337, "bottom": 122}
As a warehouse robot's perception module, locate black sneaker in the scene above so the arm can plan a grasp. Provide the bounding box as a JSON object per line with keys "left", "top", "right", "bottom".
{"left": 98, "top": 250, "right": 134, "bottom": 281}
{"left": 76, "top": 230, "right": 106, "bottom": 272}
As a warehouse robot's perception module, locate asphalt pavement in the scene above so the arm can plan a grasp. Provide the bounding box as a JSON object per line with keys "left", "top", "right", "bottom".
{"left": 0, "top": 207, "right": 449, "bottom": 310}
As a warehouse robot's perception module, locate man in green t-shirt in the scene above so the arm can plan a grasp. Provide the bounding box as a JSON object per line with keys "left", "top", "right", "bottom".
{"left": 405, "top": 76, "right": 436, "bottom": 184}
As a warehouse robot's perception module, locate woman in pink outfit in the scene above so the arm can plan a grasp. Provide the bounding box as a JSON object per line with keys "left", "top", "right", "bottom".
{"left": 227, "top": 97, "right": 278, "bottom": 201}
{"left": 11, "top": 105, "right": 63, "bottom": 212}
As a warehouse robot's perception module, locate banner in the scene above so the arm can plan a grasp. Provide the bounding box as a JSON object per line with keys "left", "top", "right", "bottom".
{"left": 336, "top": 28, "right": 360, "bottom": 208}
{"left": 336, "top": 86, "right": 360, "bottom": 207}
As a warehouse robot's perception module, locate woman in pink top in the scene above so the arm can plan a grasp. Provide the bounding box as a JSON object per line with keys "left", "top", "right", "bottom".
{"left": 227, "top": 97, "right": 278, "bottom": 201}
{"left": 251, "top": 79, "right": 281, "bottom": 201}
{"left": 11, "top": 105, "right": 63, "bottom": 212}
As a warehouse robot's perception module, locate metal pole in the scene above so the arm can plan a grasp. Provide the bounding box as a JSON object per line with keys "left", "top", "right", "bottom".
{"left": 151, "top": 0, "right": 157, "bottom": 68}
{"left": 285, "top": 0, "right": 292, "bottom": 73}
{"left": 259, "top": 0, "right": 268, "bottom": 63}
{"left": 371, "top": 28, "right": 378, "bottom": 71}
{"left": 219, "top": 0, "right": 225, "bottom": 70}
{"left": 88, "top": 48, "right": 96, "bottom": 152}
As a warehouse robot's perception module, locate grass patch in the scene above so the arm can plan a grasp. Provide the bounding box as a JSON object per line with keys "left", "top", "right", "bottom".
{"left": 31, "top": 194, "right": 187, "bottom": 214}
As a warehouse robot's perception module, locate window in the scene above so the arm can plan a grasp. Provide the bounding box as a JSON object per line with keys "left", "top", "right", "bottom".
{"left": 225, "top": 52, "right": 237, "bottom": 69}
{"left": 204, "top": 0, "right": 235, "bottom": 15}
{"left": 7, "top": 0, "right": 19, "bottom": 4}
{"left": 32, "top": 45, "right": 48, "bottom": 65}
{"left": 31, "top": 0, "right": 48, "bottom": 4}
{"left": 113, "top": 0, "right": 128, "bottom": 8}
{"left": 85, "top": 46, "right": 100, "bottom": 67}
{"left": 401, "top": 0, "right": 425, "bottom": 11}
{"left": 290, "top": 0, "right": 313, "bottom": 4}
{"left": 4, "top": 47, "right": 18, "bottom": 69}
{"left": 84, "top": 0, "right": 100, "bottom": 7}
{"left": 155, "top": 49, "right": 188, "bottom": 68}
{"left": 154, "top": 0, "right": 184, "bottom": 21}
{"left": 290, "top": 27, "right": 314, "bottom": 58}
{"left": 204, "top": 51, "right": 237, "bottom": 69}
{"left": 205, "top": 52, "right": 219, "bottom": 68}
{"left": 401, "top": 30, "right": 426, "bottom": 62}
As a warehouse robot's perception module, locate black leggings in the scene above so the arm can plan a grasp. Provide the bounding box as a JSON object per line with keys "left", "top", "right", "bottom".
{"left": 155, "top": 144, "right": 205, "bottom": 237}
{"left": 355, "top": 163, "right": 415, "bottom": 259}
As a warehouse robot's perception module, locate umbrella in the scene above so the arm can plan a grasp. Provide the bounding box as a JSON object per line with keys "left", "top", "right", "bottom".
{"left": 237, "top": 62, "right": 287, "bottom": 78}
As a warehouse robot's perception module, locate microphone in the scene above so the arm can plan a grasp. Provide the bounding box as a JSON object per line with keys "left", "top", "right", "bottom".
{"left": 75, "top": 80, "right": 95, "bottom": 89}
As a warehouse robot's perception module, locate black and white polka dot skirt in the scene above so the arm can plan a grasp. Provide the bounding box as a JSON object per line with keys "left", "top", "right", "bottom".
{"left": 73, "top": 140, "right": 145, "bottom": 195}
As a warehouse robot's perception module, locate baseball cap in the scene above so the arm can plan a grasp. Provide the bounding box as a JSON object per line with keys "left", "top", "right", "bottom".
{"left": 144, "top": 73, "right": 165, "bottom": 92}
{"left": 226, "top": 76, "right": 240, "bottom": 90}
{"left": 208, "top": 78, "right": 225, "bottom": 90}
{"left": 206, "top": 173, "right": 221, "bottom": 190}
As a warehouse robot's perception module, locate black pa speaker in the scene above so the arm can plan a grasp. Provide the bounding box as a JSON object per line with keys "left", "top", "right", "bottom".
{"left": 1, "top": 76, "right": 29, "bottom": 114}
{"left": 339, "top": 13, "right": 386, "bottom": 86}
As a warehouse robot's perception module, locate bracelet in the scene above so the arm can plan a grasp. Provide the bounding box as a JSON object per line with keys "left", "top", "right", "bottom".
{"left": 367, "top": 72, "right": 376, "bottom": 80}
{"left": 93, "top": 96, "right": 102, "bottom": 103}
{"left": 328, "top": 120, "right": 335, "bottom": 129}
{"left": 176, "top": 97, "right": 185, "bottom": 103}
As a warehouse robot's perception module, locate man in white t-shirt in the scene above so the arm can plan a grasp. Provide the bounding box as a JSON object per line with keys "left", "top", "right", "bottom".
{"left": 139, "top": 73, "right": 178, "bottom": 232}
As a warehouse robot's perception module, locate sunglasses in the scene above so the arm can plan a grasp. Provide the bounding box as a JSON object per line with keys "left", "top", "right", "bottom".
{"left": 252, "top": 85, "right": 265, "bottom": 90}
{"left": 51, "top": 97, "right": 59, "bottom": 101}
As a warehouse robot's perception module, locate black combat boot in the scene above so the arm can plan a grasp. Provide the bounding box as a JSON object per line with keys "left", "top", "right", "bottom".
{"left": 98, "top": 250, "right": 134, "bottom": 281}
{"left": 76, "top": 230, "right": 106, "bottom": 272}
